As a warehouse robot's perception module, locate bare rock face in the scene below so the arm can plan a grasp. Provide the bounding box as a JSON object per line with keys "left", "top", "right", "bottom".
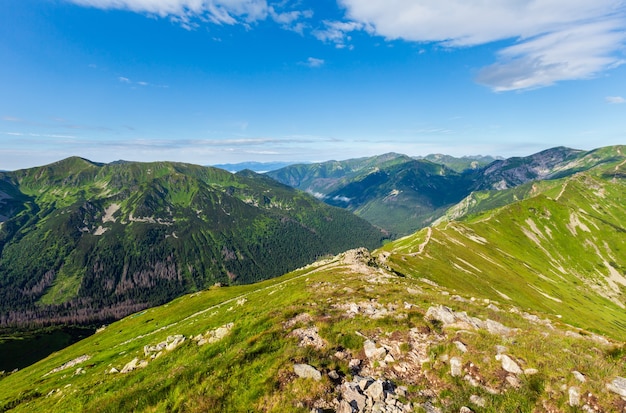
{"left": 293, "top": 363, "right": 322, "bottom": 381}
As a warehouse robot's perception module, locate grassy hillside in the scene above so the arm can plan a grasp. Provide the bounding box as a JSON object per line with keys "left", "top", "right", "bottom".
{"left": 1, "top": 152, "right": 625, "bottom": 412}
{"left": 0, "top": 158, "right": 384, "bottom": 329}
{"left": 1, "top": 245, "right": 625, "bottom": 412}
{"left": 381, "top": 168, "right": 626, "bottom": 341}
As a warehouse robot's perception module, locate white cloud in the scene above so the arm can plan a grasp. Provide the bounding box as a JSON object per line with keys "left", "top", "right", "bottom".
{"left": 67, "top": 0, "right": 315, "bottom": 28}
{"left": 338, "top": 0, "right": 626, "bottom": 91}
{"left": 118, "top": 76, "right": 131, "bottom": 83}
{"left": 606, "top": 96, "right": 626, "bottom": 103}
{"left": 269, "top": 7, "right": 313, "bottom": 33}
{"left": 313, "top": 20, "right": 366, "bottom": 48}
{"left": 306, "top": 57, "right": 324, "bottom": 68}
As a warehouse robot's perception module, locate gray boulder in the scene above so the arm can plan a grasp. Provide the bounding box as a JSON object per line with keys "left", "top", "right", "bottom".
{"left": 293, "top": 363, "right": 322, "bottom": 381}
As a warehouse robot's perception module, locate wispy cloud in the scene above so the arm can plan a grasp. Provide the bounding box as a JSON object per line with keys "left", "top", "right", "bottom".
{"left": 269, "top": 6, "right": 313, "bottom": 34}
{"left": 305, "top": 57, "right": 324, "bottom": 68}
{"left": 118, "top": 76, "right": 167, "bottom": 88}
{"left": 606, "top": 96, "right": 626, "bottom": 104}
{"left": 337, "top": 0, "right": 626, "bottom": 91}
{"left": 313, "top": 20, "right": 367, "bottom": 49}
{"left": 67, "top": 0, "right": 312, "bottom": 31}
{"left": 2, "top": 116, "right": 23, "bottom": 122}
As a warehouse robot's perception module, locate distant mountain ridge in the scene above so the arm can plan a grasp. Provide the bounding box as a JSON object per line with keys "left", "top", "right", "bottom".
{"left": 417, "top": 153, "right": 500, "bottom": 172}
{"left": 211, "top": 161, "right": 304, "bottom": 173}
{"left": 0, "top": 158, "right": 384, "bottom": 329}
{"left": 267, "top": 146, "right": 625, "bottom": 236}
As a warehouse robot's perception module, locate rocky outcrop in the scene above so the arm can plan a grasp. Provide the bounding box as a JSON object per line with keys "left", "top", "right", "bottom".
{"left": 144, "top": 334, "right": 186, "bottom": 358}
{"left": 194, "top": 323, "right": 234, "bottom": 346}
{"left": 425, "top": 305, "right": 516, "bottom": 336}
{"left": 289, "top": 326, "right": 326, "bottom": 349}
{"left": 44, "top": 355, "right": 91, "bottom": 377}
{"left": 336, "top": 376, "right": 412, "bottom": 413}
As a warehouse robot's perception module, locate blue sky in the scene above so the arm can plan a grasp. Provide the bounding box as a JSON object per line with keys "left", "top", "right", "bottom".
{"left": 1, "top": 0, "right": 625, "bottom": 170}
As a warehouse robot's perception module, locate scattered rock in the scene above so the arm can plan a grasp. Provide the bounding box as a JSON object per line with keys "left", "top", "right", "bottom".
{"left": 496, "top": 354, "right": 522, "bottom": 375}
{"left": 44, "top": 355, "right": 91, "bottom": 377}
{"left": 572, "top": 370, "right": 586, "bottom": 383}
{"left": 108, "top": 367, "right": 119, "bottom": 374}
{"left": 293, "top": 364, "right": 322, "bottom": 381}
{"left": 289, "top": 326, "right": 327, "bottom": 349}
{"left": 495, "top": 345, "right": 508, "bottom": 355}
{"left": 364, "top": 339, "right": 387, "bottom": 360}
{"left": 365, "top": 380, "right": 385, "bottom": 401}
{"left": 454, "top": 341, "right": 468, "bottom": 353}
{"left": 469, "top": 395, "right": 486, "bottom": 407}
{"left": 121, "top": 358, "right": 148, "bottom": 374}
{"left": 425, "top": 305, "right": 515, "bottom": 336}
{"left": 341, "top": 381, "right": 367, "bottom": 411}
{"left": 283, "top": 313, "right": 314, "bottom": 329}
{"left": 460, "top": 407, "right": 474, "bottom": 413}
{"left": 450, "top": 357, "right": 463, "bottom": 377}
{"left": 607, "top": 377, "right": 626, "bottom": 398}
{"left": 506, "top": 375, "right": 521, "bottom": 388}
{"left": 569, "top": 386, "right": 580, "bottom": 406}
{"left": 421, "top": 401, "right": 442, "bottom": 413}
{"left": 195, "top": 323, "right": 234, "bottom": 346}
{"left": 484, "top": 319, "right": 515, "bottom": 336}
{"left": 425, "top": 305, "right": 458, "bottom": 326}
{"left": 524, "top": 368, "right": 538, "bottom": 375}
{"left": 349, "top": 359, "right": 361, "bottom": 371}
{"left": 486, "top": 304, "right": 501, "bottom": 312}
{"left": 336, "top": 377, "right": 407, "bottom": 413}
{"left": 329, "top": 370, "right": 340, "bottom": 380}
{"left": 144, "top": 335, "right": 186, "bottom": 357}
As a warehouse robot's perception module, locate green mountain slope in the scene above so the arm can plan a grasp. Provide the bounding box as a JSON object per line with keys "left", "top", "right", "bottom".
{"left": 438, "top": 145, "right": 626, "bottom": 223}
{"left": 0, "top": 158, "right": 384, "bottom": 329}
{"left": 268, "top": 155, "right": 473, "bottom": 236}
{"left": 381, "top": 167, "right": 626, "bottom": 340}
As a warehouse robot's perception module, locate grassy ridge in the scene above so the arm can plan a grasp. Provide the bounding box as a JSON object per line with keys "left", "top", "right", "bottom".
{"left": 0, "top": 158, "right": 384, "bottom": 329}
{"left": 382, "top": 169, "right": 626, "bottom": 340}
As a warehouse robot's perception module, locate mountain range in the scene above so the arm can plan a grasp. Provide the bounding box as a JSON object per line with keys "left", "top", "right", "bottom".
{"left": 0, "top": 158, "right": 384, "bottom": 330}
{"left": 267, "top": 146, "right": 622, "bottom": 236}
{"left": 1, "top": 145, "right": 625, "bottom": 412}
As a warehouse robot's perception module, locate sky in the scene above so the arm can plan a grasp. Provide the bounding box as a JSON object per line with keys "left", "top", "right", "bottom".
{"left": 1, "top": 0, "right": 625, "bottom": 170}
